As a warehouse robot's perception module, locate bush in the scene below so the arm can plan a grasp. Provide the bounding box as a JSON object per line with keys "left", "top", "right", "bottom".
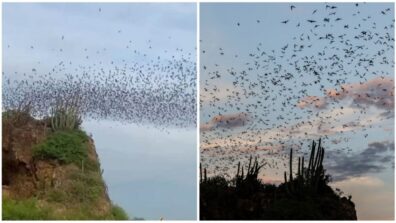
{"left": 110, "top": 205, "right": 129, "bottom": 220}
{"left": 2, "top": 198, "right": 51, "bottom": 220}
{"left": 33, "top": 130, "right": 89, "bottom": 165}
{"left": 2, "top": 109, "right": 33, "bottom": 127}
{"left": 69, "top": 171, "right": 104, "bottom": 203}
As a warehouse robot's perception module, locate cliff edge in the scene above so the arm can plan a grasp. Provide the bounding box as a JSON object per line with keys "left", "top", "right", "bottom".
{"left": 2, "top": 110, "right": 128, "bottom": 220}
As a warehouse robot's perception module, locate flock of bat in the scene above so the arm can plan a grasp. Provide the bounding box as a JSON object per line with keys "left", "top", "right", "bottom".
{"left": 200, "top": 3, "right": 394, "bottom": 179}
{"left": 3, "top": 9, "right": 196, "bottom": 129}
{"left": 2, "top": 3, "right": 394, "bottom": 181}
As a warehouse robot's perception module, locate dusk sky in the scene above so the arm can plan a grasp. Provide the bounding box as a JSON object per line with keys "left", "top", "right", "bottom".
{"left": 200, "top": 3, "right": 394, "bottom": 220}
{"left": 3, "top": 3, "right": 197, "bottom": 220}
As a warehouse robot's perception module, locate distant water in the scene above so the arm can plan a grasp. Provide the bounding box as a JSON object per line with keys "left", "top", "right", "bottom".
{"left": 82, "top": 120, "right": 197, "bottom": 220}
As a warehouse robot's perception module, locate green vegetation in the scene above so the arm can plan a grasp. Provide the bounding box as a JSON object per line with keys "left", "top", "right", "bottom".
{"left": 33, "top": 130, "right": 88, "bottom": 165}
{"left": 110, "top": 205, "right": 129, "bottom": 220}
{"left": 3, "top": 109, "right": 129, "bottom": 220}
{"left": 44, "top": 171, "right": 104, "bottom": 204}
{"left": 50, "top": 105, "right": 82, "bottom": 131}
{"left": 2, "top": 198, "right": 51, "bottom": 220}
{"left": 3, "top": 197, "right": 128, "bottom": 220}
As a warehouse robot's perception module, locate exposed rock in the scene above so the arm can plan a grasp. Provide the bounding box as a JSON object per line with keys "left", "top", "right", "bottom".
{"left": 2, "top": 115, "right": 115, "bottom": 219}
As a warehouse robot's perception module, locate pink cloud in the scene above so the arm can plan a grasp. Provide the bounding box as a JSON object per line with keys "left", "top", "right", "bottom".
{"left": 297, "top": 96, "right": 328, "bottom": 109}
{"left": 200, "top": 112, "right": 250, "bottom": 132}
{"left": 298, "top": 77, "right": 394, "bottom": 110}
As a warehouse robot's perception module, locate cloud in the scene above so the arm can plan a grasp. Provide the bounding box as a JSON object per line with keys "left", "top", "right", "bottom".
{"left": 326, "top": 140, "right": 394, "bottom": 181}
{"left": 298, "top": 77, "right": 394, "bottom": 110}
{"left": 361, "top": 141, "right": 394, "bottom": 156}
{"left": 331, "top": 176, "right": 385, "bottom": 188}
{"left": 297, "top": 96, "right": 328, "bottom": 109}
{"left": 200, "top": 112, "right": 250, "bottom": 132}
{"left": 201, "top": 104, "right": 392, "bottom": 158}
{"left": 379, "top": 110, "right": 395, "bottom": 119}
{"left": 330, "top": 175, "right": 394, "bottom": 220}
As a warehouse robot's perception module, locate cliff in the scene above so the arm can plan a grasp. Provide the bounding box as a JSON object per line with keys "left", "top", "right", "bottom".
{"left": 2, "top": 110, "right": 128, "bottom": 220}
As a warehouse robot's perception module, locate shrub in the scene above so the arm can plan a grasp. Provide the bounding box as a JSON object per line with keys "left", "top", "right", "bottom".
{"left": 2, "top": 109, "right": 33, "bottom": 127}
{"left": 110, "top": 205, "right": 129, "bottom": 220}
{"left": 33, "top": 130, "right": 88, "bottom": 165}
{"left": 69, "top": 171, "right": 104, "bottom": 203}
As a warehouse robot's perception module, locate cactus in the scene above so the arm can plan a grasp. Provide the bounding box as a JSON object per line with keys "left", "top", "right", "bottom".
{"left": 234, "top": 156, "right": 265, "bottom": 191}
{"left": 50, "top": 99, "right": 82, "bottom": 131}
{"left": 237, "top": 162, "right": 240, "bottom": 177}
{"left": 284, "top": 138, "right": 326, "bottom": 197}
{"left": 200, "top": 163, "right": 202, "bottom": 183}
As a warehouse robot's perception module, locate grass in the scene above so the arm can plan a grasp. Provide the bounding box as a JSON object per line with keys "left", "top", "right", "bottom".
{"left": 68, "top": 171, "right": 105, "bottom": 203}
{"left": 3, "top": 197, "right": 129, "bottom": 220}
{"left": 33, "top": 129, "right": 89, "bottom": 165}
{"left": 5, "top": 169, "right": 128, "bottom": 220}
{"left": 2, "top": 198, "right": 51, "bottom": 220}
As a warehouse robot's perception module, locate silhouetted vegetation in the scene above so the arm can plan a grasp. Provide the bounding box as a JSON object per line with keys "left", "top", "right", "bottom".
{"left": 200, "top": 139, "right": 357, "bottom": 220}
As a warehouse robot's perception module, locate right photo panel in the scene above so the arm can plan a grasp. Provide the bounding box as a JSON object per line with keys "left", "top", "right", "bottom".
{"left": 200, "top": 3, "right": 394, "bottom": 220}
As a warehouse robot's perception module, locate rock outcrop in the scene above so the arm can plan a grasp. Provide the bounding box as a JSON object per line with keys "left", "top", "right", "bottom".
{"left": 2, "top": 112, "right": 125, "bottom": 220}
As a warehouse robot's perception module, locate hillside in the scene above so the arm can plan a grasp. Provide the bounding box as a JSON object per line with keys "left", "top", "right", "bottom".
{"left": 200, "top": 139, "right": 358, "bottom": 220}
{"left": 2, "top": 110, "right": 128, "bottom": 220}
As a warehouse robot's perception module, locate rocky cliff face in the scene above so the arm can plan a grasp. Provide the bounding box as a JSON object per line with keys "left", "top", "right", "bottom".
{"left": 2, "top": 113, "right": 126, "bottom": 220}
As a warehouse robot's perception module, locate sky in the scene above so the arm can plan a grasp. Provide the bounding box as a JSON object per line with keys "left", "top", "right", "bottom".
{"left": 3, "top": 3, "right": 197, "bottom": 220}
{"left": 200, "top": 3, "right": 394, "bottom": 220}
{"left": 82, "top": 120, "right": 196, "bottom": 220}
{"left": 3, "top": 3, "right": 196, "bottom": 76}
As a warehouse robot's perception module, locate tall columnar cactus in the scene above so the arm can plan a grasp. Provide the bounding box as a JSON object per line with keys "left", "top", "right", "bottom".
{"left": 234, "top": 156, "right": 265, "bottom": 189}
{"left": 200, "top": 163, "right": 203, "bottom": 183}
{"left": 50, "top": 98, "right": 82, "bottom": 131}
{"left": 284, "top": 138, "right": 326, "bottom": 197}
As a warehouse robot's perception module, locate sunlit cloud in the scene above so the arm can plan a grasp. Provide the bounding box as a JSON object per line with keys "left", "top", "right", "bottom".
{"left": 200, "top": 112, "right": 250, "bottom": 132}
{"left": 298, "top": 77, "right": 394, "bottom": 110}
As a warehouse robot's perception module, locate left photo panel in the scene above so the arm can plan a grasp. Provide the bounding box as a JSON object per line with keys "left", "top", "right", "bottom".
{"left": 2, "top": 3, "right": 197, "bottom": 220}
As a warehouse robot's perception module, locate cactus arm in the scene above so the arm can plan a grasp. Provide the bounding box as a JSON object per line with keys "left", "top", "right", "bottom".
{"left": 200, "top": 163, "right": 202, "bottom": 183}
{"left": 297, "top": 157, "right": 301, "bottom": 176}
{"left": 289, "top": 149, "right": 293, "bottom": 182}
{"left": 237, "top": 162, "right": 240, "bottom": 177}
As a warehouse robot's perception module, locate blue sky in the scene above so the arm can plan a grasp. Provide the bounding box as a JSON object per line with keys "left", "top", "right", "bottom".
{"left": 3, "top": 3, "right": 196, "bottom": 77}
{"left": 200, "top": 3, "right": 394, "bottom": 220}
{"left": 3, "top": 3, "right": 196, "bottom": 220}
{"left": 82, "top": 120, "right": 196, "bottom": 220}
